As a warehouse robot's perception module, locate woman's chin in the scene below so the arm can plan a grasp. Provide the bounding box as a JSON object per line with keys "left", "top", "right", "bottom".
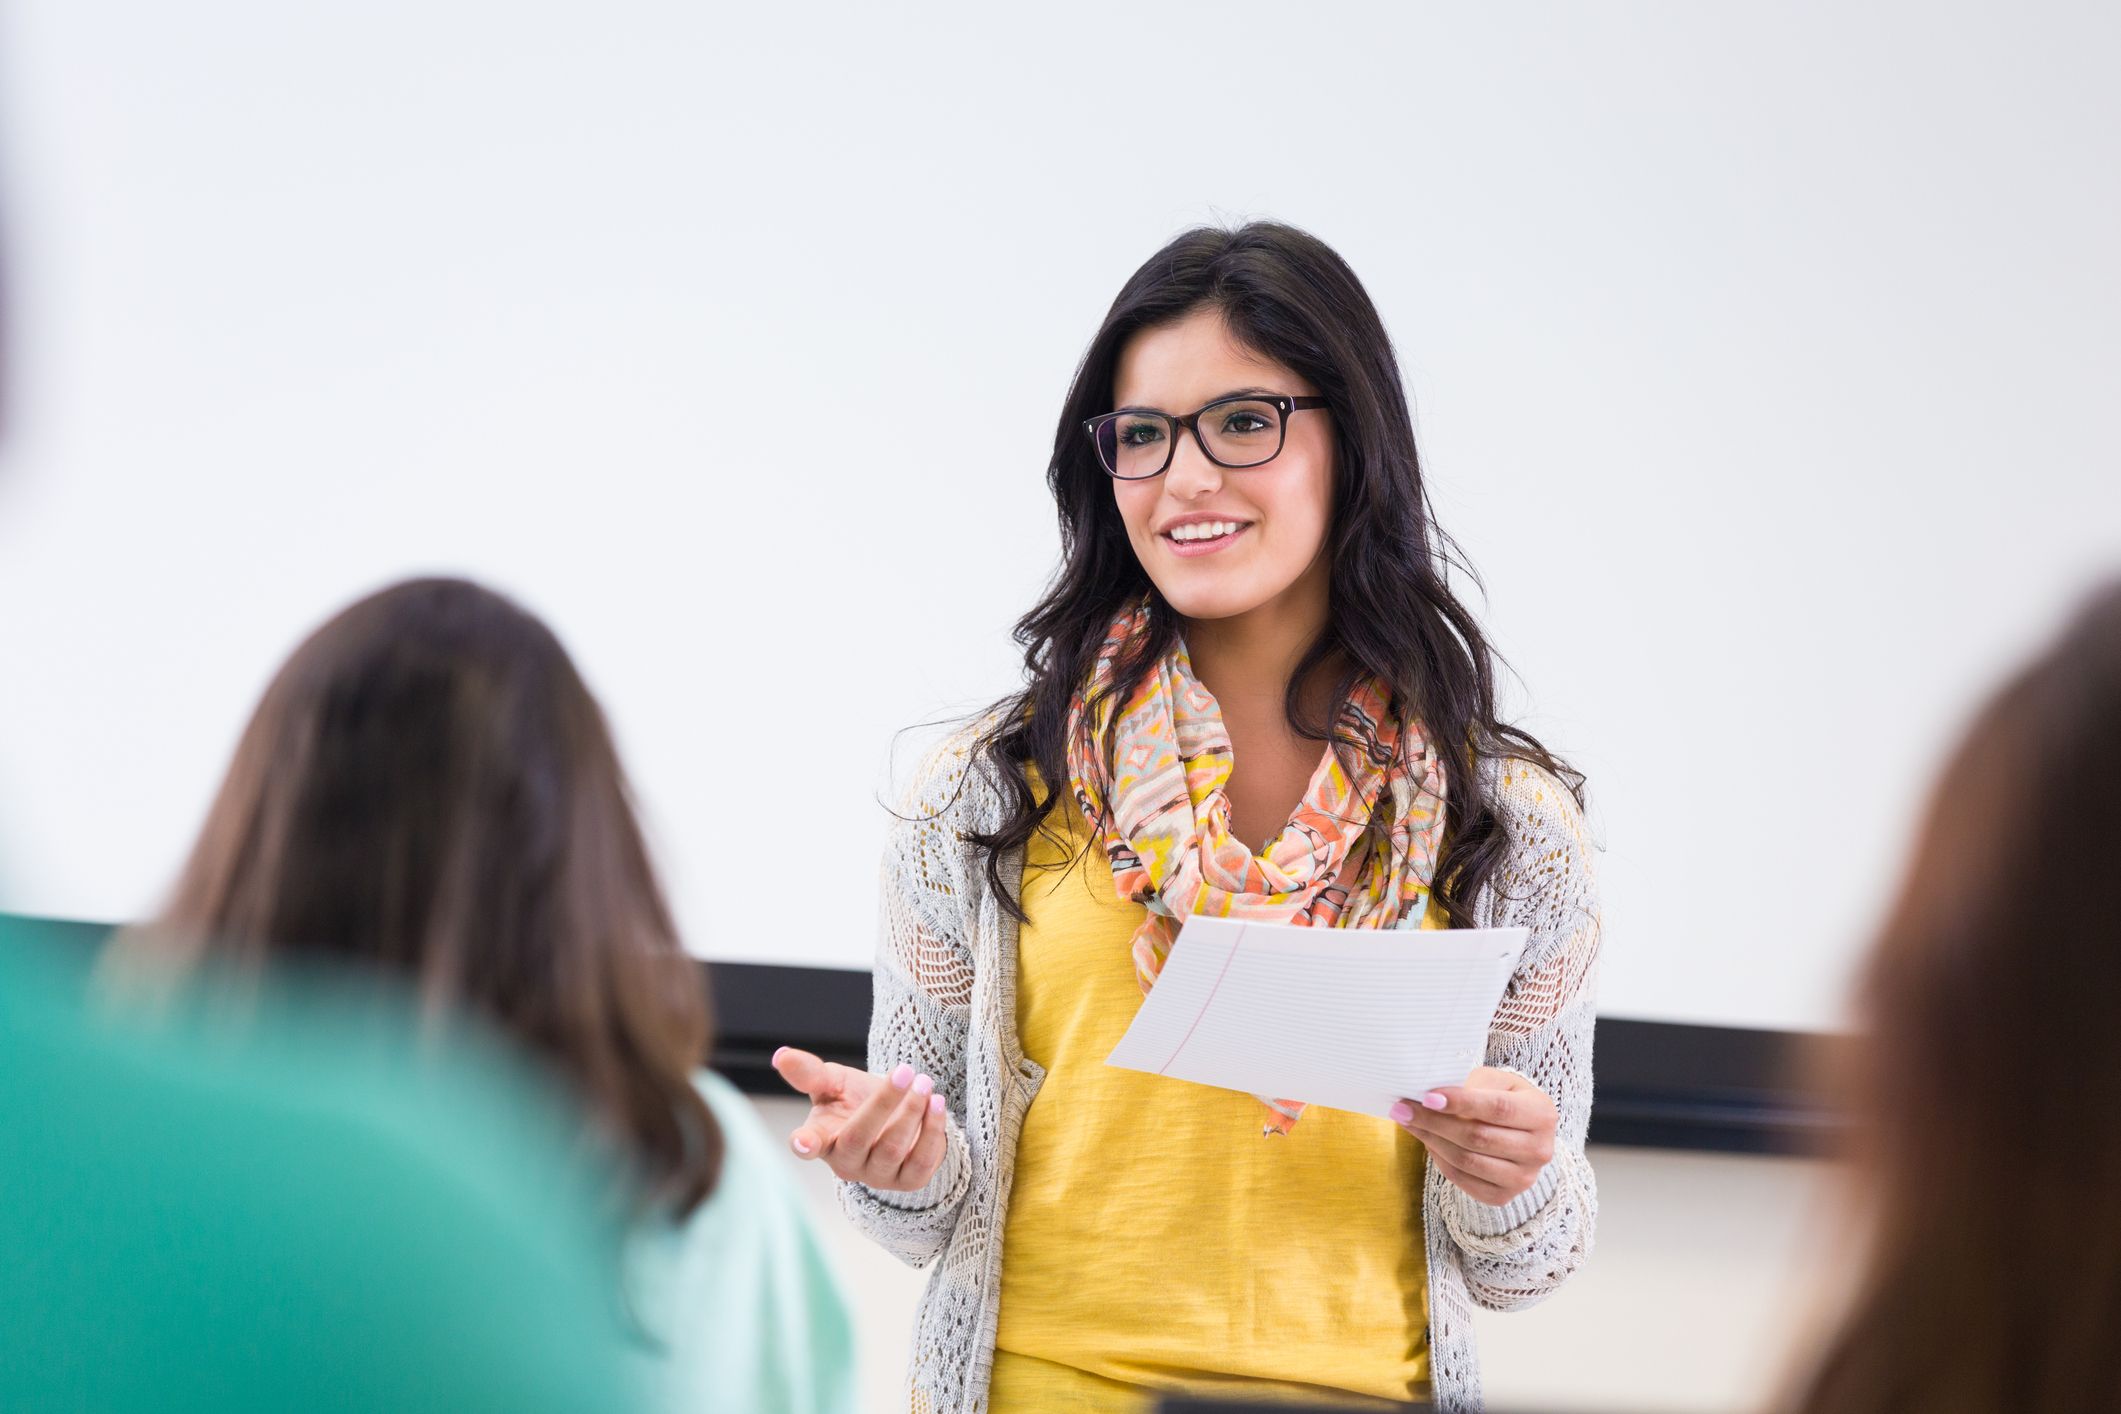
{"left": 1152, "top": 581, "right": 1281, "bottom": 623}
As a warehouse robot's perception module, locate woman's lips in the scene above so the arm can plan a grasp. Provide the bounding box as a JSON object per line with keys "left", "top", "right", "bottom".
{"left": 1161, "top": 523, "right": 1251, "bottom": 557}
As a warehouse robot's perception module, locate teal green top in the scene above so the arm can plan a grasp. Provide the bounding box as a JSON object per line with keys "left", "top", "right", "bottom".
{"left": 0, "top": 920, "right": 855, "bottom": 1414}
{"left": 0, "top": 918, "right": 647, "bottom": 1413}
{"left": 625, "top": 1072, "right": 857, "bottom": 1414}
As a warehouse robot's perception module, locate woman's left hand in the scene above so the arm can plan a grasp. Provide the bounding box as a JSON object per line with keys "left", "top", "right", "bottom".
{"left": 1390, "top": 1066, "right": 1558, "bottom": 1207}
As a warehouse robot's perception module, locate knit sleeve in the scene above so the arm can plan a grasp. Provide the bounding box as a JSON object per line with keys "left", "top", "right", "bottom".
{"left": 835, "top": 736, "right": 983, "bottom": 1268}
{"left": 1435, "top": 757, "right": 1603, "bottom": 1311}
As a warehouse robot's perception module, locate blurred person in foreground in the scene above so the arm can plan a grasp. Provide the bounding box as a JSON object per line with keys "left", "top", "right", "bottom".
{"left": 0, "top": 913, "right": 644, "bottom": 1412}
{"left": 1790, "top": 579, "right": 2121, "bottom": 1414}
{"left": 108, "top": 575, "right": 855, "bottom": 1414}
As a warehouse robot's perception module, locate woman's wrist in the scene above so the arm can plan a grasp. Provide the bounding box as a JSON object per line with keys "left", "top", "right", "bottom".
{"left": 1450, "top": 1152, "right": 1563, "bottom": 1239}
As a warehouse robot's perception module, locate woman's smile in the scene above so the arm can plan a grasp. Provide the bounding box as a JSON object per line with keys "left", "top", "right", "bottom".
{"left": 1159, "top": 514, "right": 1254, "bottom": 557}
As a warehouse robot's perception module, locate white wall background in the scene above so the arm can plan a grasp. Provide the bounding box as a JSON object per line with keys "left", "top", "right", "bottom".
{"left": 3, "top": 1, "right": 2118, "bottom": 1033}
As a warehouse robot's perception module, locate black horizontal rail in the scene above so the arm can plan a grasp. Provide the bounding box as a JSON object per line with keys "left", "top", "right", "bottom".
{"left": 708, "top": 960, "right": 1842, "bottom": 1156}
{"left": 6, "top": 916, "right": 1840, "bottom": 1156}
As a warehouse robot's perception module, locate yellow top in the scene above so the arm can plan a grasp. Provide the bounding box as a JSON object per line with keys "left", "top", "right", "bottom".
{"left": 988, "top": 786, "right": 1438, "bottom": 1413}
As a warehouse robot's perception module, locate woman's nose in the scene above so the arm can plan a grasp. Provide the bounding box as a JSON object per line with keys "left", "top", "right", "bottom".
{"left": 1161, "top": 431, "right": 1223, "bottom": 499}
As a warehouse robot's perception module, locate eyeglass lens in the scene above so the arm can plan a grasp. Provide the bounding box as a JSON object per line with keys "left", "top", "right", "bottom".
{"left": 1095, "top": 398, "right": 1286, "bottom": 478}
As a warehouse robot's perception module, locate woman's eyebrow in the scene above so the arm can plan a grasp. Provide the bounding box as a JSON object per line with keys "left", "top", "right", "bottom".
{"left": 1115, "top": 385, "right": 1285, "bottom": 411}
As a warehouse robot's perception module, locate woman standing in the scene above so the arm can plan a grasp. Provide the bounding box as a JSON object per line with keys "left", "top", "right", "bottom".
{"left": 777, "top": 222, "right": 1601, "bottom": 1412}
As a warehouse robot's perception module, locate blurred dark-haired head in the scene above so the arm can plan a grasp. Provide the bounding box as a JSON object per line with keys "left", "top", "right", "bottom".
{"left": 132, "top": 577, "right": 720, "bottom": 1215}
{"left": 1797, "top": 579, "right": 2121, "bottom": 1413}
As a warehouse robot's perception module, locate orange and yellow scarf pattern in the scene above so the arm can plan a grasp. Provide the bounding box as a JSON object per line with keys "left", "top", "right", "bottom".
{"left": 1064, "top": 601, "right": 1450, "bottom": 1134}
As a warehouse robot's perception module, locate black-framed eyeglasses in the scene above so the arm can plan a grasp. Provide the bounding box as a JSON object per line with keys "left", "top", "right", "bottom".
{"left": 1082, "top": 393, "right": 1330, "bottom": 480}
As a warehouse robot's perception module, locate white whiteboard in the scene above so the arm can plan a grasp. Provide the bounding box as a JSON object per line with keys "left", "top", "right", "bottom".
{"left": 2, "top": 2, "right": 2115, "bottom": 1032}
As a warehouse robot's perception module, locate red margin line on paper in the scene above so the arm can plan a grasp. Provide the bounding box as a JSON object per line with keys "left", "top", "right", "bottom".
{"left": 1159, "top": 923, "right": 1246, "bottom": 1076}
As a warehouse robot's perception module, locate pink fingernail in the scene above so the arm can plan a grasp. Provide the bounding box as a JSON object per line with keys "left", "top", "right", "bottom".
{"left": 929, "top": 1094, "right": 946, "bottom": 1115}
{"left": 1389, "top": 1100, "right": 1415, "bottom": 1124}
{"left": 771, "top": 1046, "right": 788, "bottom": 1065}
{"left": 792, "top": 1134, "right": 814, "bottom": 1155}
{"left": 913, "top": 1073, "right": 934, "bottom": 1097}
{"left": 891, "top": 1064, "right": 914, "bottom": 1089}
{"left": 1422, "top": 1092, "right": 1448, "bottom": 1111}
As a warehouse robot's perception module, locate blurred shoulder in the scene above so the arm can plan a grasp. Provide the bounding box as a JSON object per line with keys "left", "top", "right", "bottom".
{"left": 665, "top": 1073, "right": 806, "bottom": 1243}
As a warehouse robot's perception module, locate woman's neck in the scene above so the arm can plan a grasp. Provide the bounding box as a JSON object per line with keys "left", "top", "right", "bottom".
{"left": 1179, "top": 567, "right": 1339, "bottom": 848}
{"left": 1185, "top": 615, "right": 1320, "bottom": 720}
{"left": 1181, "top": 560, "right": 1335, "bottom": 723}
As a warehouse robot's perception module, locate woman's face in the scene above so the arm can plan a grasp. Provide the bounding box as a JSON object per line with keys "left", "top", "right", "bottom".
{"left": 1108, "top": 307, "right": 1335, "bottom": 625}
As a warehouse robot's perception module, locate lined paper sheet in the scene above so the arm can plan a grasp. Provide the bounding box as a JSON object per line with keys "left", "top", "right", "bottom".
{"left": 1104, "top": 918, "right": 1531, "bottom": 1118}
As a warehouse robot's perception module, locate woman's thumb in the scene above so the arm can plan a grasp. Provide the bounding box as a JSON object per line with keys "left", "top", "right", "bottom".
{"left": 772, "top": 1045, "right": 833, "bottom": 1098}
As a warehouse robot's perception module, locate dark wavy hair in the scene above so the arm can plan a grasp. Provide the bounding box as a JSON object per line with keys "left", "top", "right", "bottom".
{"left": 1793, "top": 579, "right": 2121, "bottom": 1414}
{"left": 967, "top": 220, "right": 1581, "bottom": 920}
{"left": 133, "top": 577, "right": 721, "bottom": 1216}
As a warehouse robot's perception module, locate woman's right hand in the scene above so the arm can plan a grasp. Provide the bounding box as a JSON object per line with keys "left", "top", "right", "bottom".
{"left": 770, "top": 1046, "right": 950, "bottom": 1192}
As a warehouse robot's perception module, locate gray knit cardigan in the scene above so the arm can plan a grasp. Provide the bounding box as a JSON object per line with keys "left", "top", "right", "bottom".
{"left": 838, "top": 732, "right": 1602, "bottom": 1413}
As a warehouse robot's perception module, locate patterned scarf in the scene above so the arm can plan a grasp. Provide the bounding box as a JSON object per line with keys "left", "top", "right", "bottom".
{"left": 1064, "top": 601, "right": 1450, "bottom": 1134}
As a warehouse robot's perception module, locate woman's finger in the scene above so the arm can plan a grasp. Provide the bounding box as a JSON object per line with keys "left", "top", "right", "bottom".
{"left": 780, "top": 1048, "right": 879, "bottom": 1159}
{"left": 1420, "top": 1084, "right": 1534, "bottom": 1127}
{"left": 772, "top": 1046, "right": 847, "bottom": 1103}
{"left": 1411, "top": 1124, "right": 1522, "bottom": 1187}
{"left": 1393, "top": 1101, "right": 1550, "bottom": 1165}
{"left": 895, "top": 1091, "right": 950, "bottom": 1189}
{"left": 1420, "top": 1073, "right": 1554, "bottom": 1132}
{"left": 789, "top": 1102, "right": 839, "bottom": 1161}
{"left": 1399, "top": 1110, "right": 1552, "bottom": 1170}
{"left": 862, "top": 1071, "right": 936, "bottom": 1181}
{"left": 828, "top": 1063, "right": 920, "bottom": 1168}
{"left": 1430, "top": 1148, "right": 1512, "bottom": 1206}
